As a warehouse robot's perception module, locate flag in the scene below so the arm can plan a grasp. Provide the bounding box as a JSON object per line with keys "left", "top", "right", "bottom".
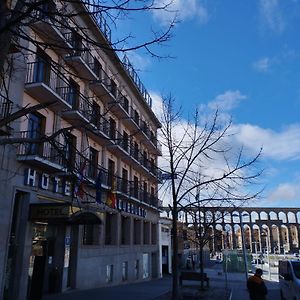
{"left": 95, "top": 168, "right": 102, "bottom": 203}
{"left": 74, "top": 161, "right": 86, "bottom": 199}
{"left": 106, "top": 176, "right": 116, "bottom": 208}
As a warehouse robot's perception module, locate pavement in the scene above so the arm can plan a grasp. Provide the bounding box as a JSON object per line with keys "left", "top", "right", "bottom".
{"left": 43, "top": 264, "right": 281, "bottom": 300}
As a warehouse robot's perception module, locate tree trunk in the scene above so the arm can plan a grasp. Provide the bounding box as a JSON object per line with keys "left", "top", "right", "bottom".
{"left": 199, "top": 240, "right": 204, "bottom": 290}
{"left": 172, "top": 207, "right": 179, "bottom": 300}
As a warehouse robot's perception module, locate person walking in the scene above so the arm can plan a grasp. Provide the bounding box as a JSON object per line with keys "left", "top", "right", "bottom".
{"left": 247, "top": 268, "right": 268, "bottom": 300}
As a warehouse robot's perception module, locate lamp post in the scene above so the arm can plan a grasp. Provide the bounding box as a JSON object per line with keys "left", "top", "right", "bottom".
{"left": 261, "top": 231, "right": 271, "bottom": 280}
{"left": 233, "top": 213, "right": 248, "bottom": 281}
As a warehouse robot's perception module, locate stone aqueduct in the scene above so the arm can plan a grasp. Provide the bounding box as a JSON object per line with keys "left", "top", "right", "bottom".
{"left": 175, "top": 207, "right": 300, "bottom": 254}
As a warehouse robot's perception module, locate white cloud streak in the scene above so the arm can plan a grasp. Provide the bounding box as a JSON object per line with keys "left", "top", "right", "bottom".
{"left": 234, "top": 123, "right": 300, "bottom": 161}
{"left": 208, "top": 90, "right": 247, "bottom": 111}
{"left": 152, "top": 0, "right": 208, "bottom": 26}
{"left": 259, "top": 0, "right": 285, "bottom": 33}
{"left": 252, "top": 57, "right": 272, "bottom": 72}
{"left": 267, "top": 182, "right": 300, "bottom": 202}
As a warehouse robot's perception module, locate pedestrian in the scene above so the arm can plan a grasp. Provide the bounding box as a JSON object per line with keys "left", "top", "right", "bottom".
{"left": 247, "top": 268, "right": 268, "bottom": 300}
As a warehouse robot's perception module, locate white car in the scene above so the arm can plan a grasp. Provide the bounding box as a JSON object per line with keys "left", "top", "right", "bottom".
{"left": 279, "top": 260, "right": 300, "bottom": 300}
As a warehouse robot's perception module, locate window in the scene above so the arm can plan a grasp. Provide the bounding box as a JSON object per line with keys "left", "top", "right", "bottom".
{"left": 143, "top": 181, "right": 148, "bottom": 203}
{"left": 64, "top": 133, "right": 76, "bottom": 168}
{"left": 151, "top": 223, "right": 157, "bottom": 245}
{"left": 133, "top": 141, "right": 139, "bottom": 160}
{"left": 67, "top": 78, "right": 80, "bottom": 108}
{"left": 133, "top": 176, "right": 139, "bottom": 199}
{"left": 134, "top": 219, "right": 141, "bottom": 245}
{"left": 122, "top": 262, "right": 128, "bottom": 281}
{"left": 27, "top": 113, "right": 45, "bottom": 155}
{"left": 121, "top": 168, "right": 128, "bottom": 193}
{"left": 82, "top": 224, "right": 100, "bottom": 245}
{"left": 122, "top": 131, "right": 129, "bottom": 152}
{"left": 143, "top": 222, "right": 150, "bottom": 245}
{"left": 121, "top": 215, "right": 131, "bottom": 245}
{"left": 93, "top": 58, "right": 102, "bottom": 78}
{"left": 33, "top": 48, "right": 51, "bottom": 84}
{"left": 91, "top": 101, "right": 100, "bottom": 128}
{"left": 105, "top": 213, "right": 117, "bottom": 245}
{"left": 107, "top": 159, "right": 115, "bottom": 187}
{"left": 134, "top": 260, "right": 139, "bottom": 280}
{"left": 143, "top": 150, "right": 148, "bottom": 168}
{"left": 142, "top": 253, "right": 149, "bottom": 279}
{"left": 134, "top": 110, "right": 139, "bottom": 125}
{"left": 71, "top": 31, "right": 82, "bottom": 55}
{"left": 109, "top": 117, "right": 116, "bottom": 140}
{"left": 110, "top": 80, "right": 117, "bottom": 98}
{"left": 89, "top": 147, "right": 98, "bottom": 179}
{"left": 123, "top": 96, "right": 129, "bottom": 112}
{"left": 106, "top": 265, "right": 113, "bottom": 283}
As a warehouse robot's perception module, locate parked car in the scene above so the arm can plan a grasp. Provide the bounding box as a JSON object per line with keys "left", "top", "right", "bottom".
{"left": 279, "top": 260, "right": 300, "bottom": 300}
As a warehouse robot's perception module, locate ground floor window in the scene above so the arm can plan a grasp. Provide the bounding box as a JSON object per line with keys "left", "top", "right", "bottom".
{"left": 122, "top": 261, "right": 128, "bottom": 281}
{"left": 142, "top": 253, "right": 149, "bottom": 279}
{"left": 106, "top": 265, "right": 113, "bottom": 283}
{"left": 82, "top": 224, "right": 100, "bottom": 245}
{"left": 134, "top": 259, "right": 139, "bottom": 279}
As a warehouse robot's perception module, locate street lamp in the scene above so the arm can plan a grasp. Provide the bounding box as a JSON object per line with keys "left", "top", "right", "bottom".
{"left": 261, "top": 230, "right": 271, "bottom": 280}
{"left": 233, "top": 213, "right": 248, "bottom": 281}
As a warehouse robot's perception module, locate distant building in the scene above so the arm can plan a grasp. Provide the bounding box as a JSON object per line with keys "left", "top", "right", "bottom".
{"left": 0, "top": 1, "right": 162, "bottom": 299}
{"left": 159, "top": 217, "right": 172, "bottom": 276}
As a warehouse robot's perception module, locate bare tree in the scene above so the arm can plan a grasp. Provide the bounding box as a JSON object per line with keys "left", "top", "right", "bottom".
{"left": 158, "top": 96, "right": 263, "bottom": 299}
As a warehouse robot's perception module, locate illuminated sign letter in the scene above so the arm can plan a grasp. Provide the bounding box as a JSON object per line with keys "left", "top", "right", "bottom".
{"left": 25, "top": 168, "right": 36, "bottom": 186}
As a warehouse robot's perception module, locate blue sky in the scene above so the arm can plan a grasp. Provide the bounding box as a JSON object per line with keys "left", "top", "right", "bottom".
{"left": 112, "top": 0, "right": 300, "bottom": 208}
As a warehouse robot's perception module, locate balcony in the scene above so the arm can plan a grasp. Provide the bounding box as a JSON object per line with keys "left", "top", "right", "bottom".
{"left": 65, "top": 49, "right": 97, "bottom": 81}
{"left": 0, "top": 94, "right": 13, "bottom": 135}
{"left": 81, "top": 158, "right": 160, "bottom": 208}
{"left": 31, "top": 13, "right": 72, "bottom": 55}
{"left": 25, "top": 62, "right": 72, "bottom": 111}
{"left": 61, "top": 91, "right": 93, "bottom": 125}
{"left": 109, "top": 93, "right": 130, "bottom": 119}
{"left": 17, "top": 131, "right": 66, "bottom": 172}
{"left": 90, "top": 69, "right": 116, "bottom": 102}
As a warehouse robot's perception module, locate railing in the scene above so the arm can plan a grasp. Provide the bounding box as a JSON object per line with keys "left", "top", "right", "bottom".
{"left": 0, "top": 94, "right": 13, "bottom": 119}
{"left": 25, "top": 61, "right": 69, "bottom": 97}
{"left": 67, "top": 48, "right": 95, "bottom": 70}
{"left": 83, "top": 0, "right": 112, "bottom": 42}
{"left": 122, "top": 55, "right": 153, "bottom": 108}
{"left": 17, "top": 131, "right": 64, "bottom": 166}
{"left": 59, "top": 88, "right": 93, "bottom": 121}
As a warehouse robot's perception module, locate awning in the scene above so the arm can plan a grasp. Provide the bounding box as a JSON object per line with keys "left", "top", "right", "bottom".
{"left": 29, "top": 203, "right": 102, "bottom": 225}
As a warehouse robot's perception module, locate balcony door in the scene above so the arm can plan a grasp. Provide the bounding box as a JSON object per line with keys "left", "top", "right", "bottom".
{"left": 107, "top": 159, "right": 115, "bottom": 187}
{"left": 34, "top": 48, "right": 51, "bottom": 85}
{"left": 67, "top": 78, "right": 80, "bottom": 108}
{"left": 64, "top": 133, "right": 76, "bottom": 169}
{"left": 27, "top": 113, "right": 45, "bottom": 155}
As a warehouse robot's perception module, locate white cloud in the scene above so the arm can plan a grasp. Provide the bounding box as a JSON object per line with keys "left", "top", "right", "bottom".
{"left": 234, "top": 123, "right": 300, "bottom": 161}
{"left": 125, "top": 52, "right": 150, "bottom": 71}
{"left": 150, "top": 91, "right": 164, "bottom": 117}
{"left": 267, "top": 182, "right": 300, "bottom": 202}
{"left": 208, "top": 90, "right": 247, "bottom": 111}
{"left": 152, "top": 0, "right": 208, "bottom": 26}
{"left": 259, "top": 0, "right": 285, "bottom": 33}
{"left": 252, "top": 57, "right": 272, "bottom": 72}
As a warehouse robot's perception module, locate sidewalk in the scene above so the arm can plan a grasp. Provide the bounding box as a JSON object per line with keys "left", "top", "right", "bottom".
{"left": 43, "top": 265, "right": 281, "bottom": 300}
{"left": 43, "top": 276, "right": 172, "bottom": 300}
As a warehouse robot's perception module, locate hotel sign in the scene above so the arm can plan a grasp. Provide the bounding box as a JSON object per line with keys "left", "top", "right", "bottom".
{"left": 24, "top": 168, "right": 72, "bottom": 196}
{"left": 30, "top": 204, "right": 74, "bottom": 220}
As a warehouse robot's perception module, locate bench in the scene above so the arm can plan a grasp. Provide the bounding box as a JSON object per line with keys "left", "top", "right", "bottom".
{"left": 179, "top": 271, "right": 210, "bottom": 288}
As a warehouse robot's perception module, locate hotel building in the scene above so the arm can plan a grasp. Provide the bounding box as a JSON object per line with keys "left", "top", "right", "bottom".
{"left": 0, "top": 1, "right": 162, "bottom": 299}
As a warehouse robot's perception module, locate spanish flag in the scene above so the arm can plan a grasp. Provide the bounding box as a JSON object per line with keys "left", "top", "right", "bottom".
{"left": 106, "top": 176, "right": 116, "bottom": 208}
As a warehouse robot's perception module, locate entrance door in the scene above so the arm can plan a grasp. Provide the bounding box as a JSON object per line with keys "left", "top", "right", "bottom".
{"left": 27, "top": 223, "right": 62, "bottom": 300}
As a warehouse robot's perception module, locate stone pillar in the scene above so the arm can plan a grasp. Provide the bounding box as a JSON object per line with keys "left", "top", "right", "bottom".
{"left": 268, "top": 226, "right": 274, "bottom": 253}
{"left": 287, "top": 226, "right": 293, "bottom": 252}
